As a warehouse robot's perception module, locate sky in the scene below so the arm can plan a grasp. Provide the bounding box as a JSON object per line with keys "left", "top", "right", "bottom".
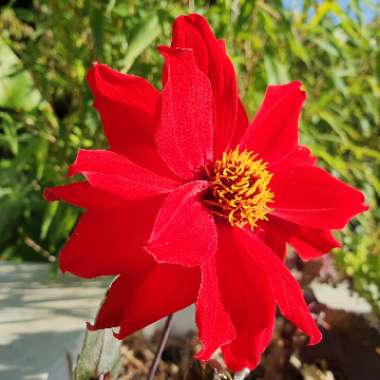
{"left": 283, "top": 0, "right": 379, "bottom": 22}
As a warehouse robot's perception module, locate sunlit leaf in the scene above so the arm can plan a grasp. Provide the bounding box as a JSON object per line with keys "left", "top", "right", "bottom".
{"left": 0, "top": 40, "right": 41, "bottom": 111}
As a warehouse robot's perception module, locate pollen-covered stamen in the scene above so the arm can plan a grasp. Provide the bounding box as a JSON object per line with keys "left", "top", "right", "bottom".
{"left": 207, "top": 146, "right": 274, "bottom": 229}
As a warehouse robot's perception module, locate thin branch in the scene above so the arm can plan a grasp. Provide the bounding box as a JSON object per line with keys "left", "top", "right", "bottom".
{"left": 147, "top": 314, "right": 174, "bottom": 380}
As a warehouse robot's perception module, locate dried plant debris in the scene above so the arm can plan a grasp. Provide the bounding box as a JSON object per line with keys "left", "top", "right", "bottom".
{"left": 117, "top": 331, "right": 210, "bottom": 380}
{"left": 114, "top": 310, "right": 380, "bottom": 380}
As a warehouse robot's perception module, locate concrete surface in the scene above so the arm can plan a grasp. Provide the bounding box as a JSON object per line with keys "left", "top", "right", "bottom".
{"left": 0, "top": 263, "right": 110, "bottom": 380}
{"left": 0, "top": 263, "right": 196, "bottom": 380}
{"left": 311, "top": 280, "right": 372, "bottom": 313}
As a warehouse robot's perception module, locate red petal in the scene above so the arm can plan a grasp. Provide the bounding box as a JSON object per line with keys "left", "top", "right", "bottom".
{"left": 240, "top": 82, "right": 306, "bottom": 163}
{"left": 195, "top": 256, "right": 236, "bottom": 361}
{"left": 266, "top": 216, "right": 341, "bottom": 261}
{"left": 68, "top": 149, "right": 178, "bottom": 201}
{"left": 231, "top": 99, "right": 249, "bottom": 147}
{"left": 112, "top": 264, "right": 200, "bottom": 339}
{"left": 171, "top": 15, "right": 209, "bottom": 73}
{"left": 88, "top": 274, "right": 145, "bottom": 331}
{"left": 86, "top": 63, "right": 159, "bottom": 154}
{"left": 59, "top": 196, "right": 162, "bottom": 278}
{"left": 170, "top": 14, "right": 240, "bottom": 157}
{"left": 235, "top": 229, "right": 322, "bottom": 345}
{"left": 269, "top": 146, "right": 316, "bottom": 173}
{"left": 146, "top": 181, "right": 217, "bottom": 267}
{"left": 271, "top": 166, "right": 368, "bottom": 229}
{"left": 156, "top": 47, "right": 213, "bottom": 180}
{"left": 257, "top": 229, "right": 287, "bottom": 261}
{"left": 124, "top": 143, "right": 179, "bottom": 180}
{"left": 44, "top": 181, "right": 127, "bottom": 209}
{"left": 217, "top": 225, "right": 276, "bottom": 371}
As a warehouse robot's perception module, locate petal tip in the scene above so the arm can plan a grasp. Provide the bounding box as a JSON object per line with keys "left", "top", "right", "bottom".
{"left": 143, "top": 244, "right": 159, "bottom": 262}
{"left": 361, "top": 203, "right": 369, "bottom": 212}
{"left": 294, "top": 80, "right": 307, "bottom": 99}
{"left": 67, "top": 165, "right": 75, "bottom": 177}
{"left": 112, "top": 329, "right": 124, "bottom": 340}
{"left": 194, "top": 349, "right": 212, "bottom": 362}
{"left": 307, "top": 330, "right": 322, "bottom": 346}
{"left": 43, "top": 187, "right": 55, "bottom": 202}
{"left": 86, "top": 321, "right": 96, "bottom": 331}
{"left": 158, "top": 45, "right": 193, "bottom": 58}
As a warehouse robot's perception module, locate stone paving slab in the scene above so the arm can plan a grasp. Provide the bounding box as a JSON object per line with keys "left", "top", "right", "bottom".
{"left": 0, "top": 263, "right": 110, "bottom": 380}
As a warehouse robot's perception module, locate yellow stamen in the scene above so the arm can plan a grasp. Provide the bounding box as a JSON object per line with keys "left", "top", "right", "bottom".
{"left": 208, "top": 146, "right": 274, "bottom": 229}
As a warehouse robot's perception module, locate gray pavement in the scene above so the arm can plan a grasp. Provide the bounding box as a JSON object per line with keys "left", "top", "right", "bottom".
{"left": 0, "top": 263, "right": 110, "bottom": 380}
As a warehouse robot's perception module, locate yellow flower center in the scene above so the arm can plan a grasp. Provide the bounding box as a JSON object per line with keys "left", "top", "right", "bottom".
{"left": 207, "top": 146, "right": 274, "bottom": 229}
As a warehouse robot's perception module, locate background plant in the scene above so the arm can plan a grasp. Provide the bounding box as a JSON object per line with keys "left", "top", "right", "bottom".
{"left": 0, "top": 0, "right": 379, "bottom": 312}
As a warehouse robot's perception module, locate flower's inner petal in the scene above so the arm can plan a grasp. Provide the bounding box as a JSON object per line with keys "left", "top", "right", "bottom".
{"left": 146, "top": 181, "right": 217, "bottom": 267}
{"left": 68, "top": 149, "right": 179, "bottom": 201}
{"left": 170, "top": 14, "right": 243, "bottom": 157}
{"left": 195, "top": 256, "right": 236, "bottom": 361}
{"left": 240, "top": 81, "right": 305, "bottom": 164}
{"left": 217, "top": 225, "right": 275, "bottom": 371}
{"left": 235, "top": 229, "right": 322, "bottom": 345}
{"left": 156, "top": 47, "right": 213, "bottom": 180}
{"left": 270, "top": 166, "right": 368, "bottom": 229}
{"left": 265, "top": 215, "right": 341, "bottom": 261}
{"left": 257, "top": 228, "right": 287, "bottom": 261}
{"left": 268, "top": 146, "right": 316, "bottom": 173}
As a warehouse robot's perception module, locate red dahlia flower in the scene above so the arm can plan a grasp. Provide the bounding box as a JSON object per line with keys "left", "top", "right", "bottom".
{"left": 45, "top": 14, "right": 367, "bottom": 371}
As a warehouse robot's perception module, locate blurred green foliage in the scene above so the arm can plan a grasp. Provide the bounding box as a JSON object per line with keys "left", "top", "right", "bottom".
{"left": 0, "top": 0, "right": 379, "bottom": 311}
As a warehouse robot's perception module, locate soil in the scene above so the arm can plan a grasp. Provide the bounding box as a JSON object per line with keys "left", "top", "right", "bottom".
{"left": 117, "top": 310, "right": 380, "bottom": 380}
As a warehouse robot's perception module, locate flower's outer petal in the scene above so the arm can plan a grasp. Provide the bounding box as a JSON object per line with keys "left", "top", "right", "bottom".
{"left": 269, "top": 146, "right": 316, "bottom": 173}
{"left": 195, "top": 256, "right": 236, "bottom": 361}
{"left": 59, "top": 196, "right": 163, "bottom": 278}
{"left": 218, "top": 39, "right": 228, "bottom": 51}
{"left": 106, "top": 264, "right": 200, "bottom": 339}
{"left": 146, "top": 181, "right": 217, "bottom": 267}
{"left": 257, "top": 229, "right": 287, "bottom": 261}
{"left": 87, "top": 274, "right": 141, "bottom": 331}
{"left": 124, "top": 143, "right": 179, "bottom": 180}
{"left": 222, "top": 321, "right": 275, "bottom": 372}
{"left": 235, "top": 229, "right": 322, "bottom": 345}
{"left": 171, "top": 15, "right": 209, "bottom": 73}
{"left": 44, "top": 181, "right": 128, "bottom": 209}
{"left": 68, "top": 149, "right": 179, "bottom": 201}
{"left": 270, "top": 166, "right": 368, "bottom": 229}
{"left": 231, "top": 99, "right": 249, "bottom": 147}
{"left": 265, "top": 216, "right": 341, "bottom": 261}
{"left": 156, "top": 47, "right": 213, "bottom": 180}
{"left": 86, "top": 63, "right": 159, "bottom": 153}
{"left": 170, "top": 14, "right": 239, "bottom": 157}
{"left": 216, "top": 225, "right": 276, "bottom": 371}
{"left": 240, "top": 82, "right": 305, "bottom": 163}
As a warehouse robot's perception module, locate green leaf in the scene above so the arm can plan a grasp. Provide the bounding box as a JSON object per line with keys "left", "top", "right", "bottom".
{"left": 90, "top": 5, "right": 105, "bottom": 61}
{"left": 40, "top": 201, "right": 59, "bottom": 241}
{"left": 0, "top": 40, "right": 41, "bottom": 111}
{"left": 73, "top": 325, "right": 122, "bottom": 380}
{"left": 122, "top": 12, "right": 161, "bottom": 72}
{"left": 263, "top": 56, "right": 289, "bottom": 84}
